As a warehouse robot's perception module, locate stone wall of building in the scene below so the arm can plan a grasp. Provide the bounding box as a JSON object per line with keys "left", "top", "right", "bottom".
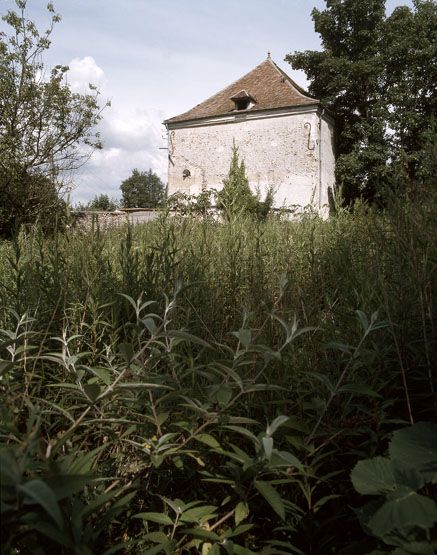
{"left": 167, "top": 107, "right": 334, "bottom": 211}
{"left": 72, "top": 209, "right": 162, "bottom": 230}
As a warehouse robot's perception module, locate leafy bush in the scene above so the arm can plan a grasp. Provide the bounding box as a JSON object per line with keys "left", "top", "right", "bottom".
{"left": 0, "top": 193, "right": 435, "bottom": 552}
{"left": 351, "top": 422, "right": 437, "bottom": 554}
{"left": 216, "top": 144, "right": 274, "bottom": 221}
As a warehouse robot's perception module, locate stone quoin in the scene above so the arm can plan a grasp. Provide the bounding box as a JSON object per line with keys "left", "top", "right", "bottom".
{"left": 164, "top": 55, "right": 335, "bottom": 214}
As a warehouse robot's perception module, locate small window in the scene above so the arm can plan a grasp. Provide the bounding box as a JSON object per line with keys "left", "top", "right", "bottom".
{"left": 235, "top": 98, "right": 250, "bottom": 111}
{"left": 230, "top": 89, "right": 255, "bottom": 112}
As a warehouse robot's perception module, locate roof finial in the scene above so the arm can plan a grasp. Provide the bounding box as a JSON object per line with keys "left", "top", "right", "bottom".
{"left": 267, "top": 51, "right": 271, "bottom": 59}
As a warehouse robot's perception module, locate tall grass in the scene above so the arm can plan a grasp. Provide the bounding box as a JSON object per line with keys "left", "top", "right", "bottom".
{"left": 1, "top": 195, "right": 436, "bottom": 553}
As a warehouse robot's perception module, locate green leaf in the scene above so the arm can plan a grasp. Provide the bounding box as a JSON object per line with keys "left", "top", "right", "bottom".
{"left": 160, "top": 497, "right": 185, "bottom": 515}
{"left": 339, "top": 383, "right": 382, "bottom": 398}
{"left": 180, "top": 505, "right": 217, "bottom": 523}
{"left": 356, "top": 310, "right": 369, "bottom": 333}
{"left": 69, "top": 444, "right": 107, "bottom": 474}
{"left": 46, "top": 474, "right": 94, "bottom": 500}
{"left": 144, "top": 531, "right": 171, "bottom": 544}
{"left": 262, "top": 436, "right": 274, "bottom": 459}
{"left": 392, "top": 461, "right": 425, "bottom": 491}
{"left": 216, "top": 384, "right": 233, "bottom": 406}
{"left": 181, "top": 527, "right": 220, "bottom": 541}
{"left": 166, "top": 330, "right": 212, "bottom": 349}
{"left": 118, "top": 342, "right": 135, "bottom": 363}
{"left": 235, "top": 501, "right": 249, "bottom": 526}
{"left": 225, "top": 523, "right": 254, "bottom": 538}
{"left": 368, "top": 492, "right": 437, "bottom": 537}
{"left": 141, "top": 544, "right": 167, "bottom": 555}
{"left": 195, "top": 434, "right": 221, "bottom": 448}
{"left": 274, "top": 450, "right": 304, "bottom": 471}
{"left": 313, "top": 494, "right": 340, "bottom": 512}
{"left": 266, "top": 415, "right": 290, "bottom": 436}
{"left": 237, "top": 329, "right": 251, "bottom": 348}
{"left": 389, "top": 422, "right": 437, "bottom": 483}
{"left": 223, "top": 425, "right": 260, "bottom": 447}
{"left": 19, "top": 480, "right": 63, "bottom": 529}
{"left": 47, "top": 383, "right": 81, "bottom": 391}
{"left": 84, "top": 383, "right": 101, "bottom": 402}
{"left": 232, "top": 544, "right": 258, "bottom": 554}
{"left": 86, "top": 366, "right": 111, "bottom": 385}
{"left": 143, "top": 317, "right": 157, "bottom": 335}
{"left": 254, "top": 480, "right": 285, "bottom": 520}
{"left": 0, "top": 360, "right": 13, "bottom": 376}
{"left": 392, "top": 543, "right": 437, "bottom": 555}
{"left": 134, "top": 512, "right": 173, "bottom": 525}
{"left": 351, "top": 456, "right": 396, "bottom": 495}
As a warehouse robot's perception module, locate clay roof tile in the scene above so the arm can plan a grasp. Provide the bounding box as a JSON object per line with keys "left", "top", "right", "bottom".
{"left": 165, "top": 57, "right": 318, "bottom": 125}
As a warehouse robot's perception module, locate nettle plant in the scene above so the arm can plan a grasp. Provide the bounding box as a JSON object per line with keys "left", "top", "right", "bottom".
{"left": 351, "top": 422, "right": 437, "bottom": 554}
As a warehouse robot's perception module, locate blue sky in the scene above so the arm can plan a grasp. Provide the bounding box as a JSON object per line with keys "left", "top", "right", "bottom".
{"left": 1, "top": 0, "right": 413, "bottom": 203}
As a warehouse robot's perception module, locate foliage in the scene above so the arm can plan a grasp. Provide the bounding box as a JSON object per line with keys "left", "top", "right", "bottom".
{"left": 0, "top": 191, "right": 436, "bottom": 552}
{"left": 167, "top": 189, "right": 215, "bottom": 217}
{"left": 286, "top": 0, "right": 437, "bottom": 205}
{"left": 121, "top": 169, "right": 166, "bottom": 208}
{"left": 0, "top": 173, "right": 68, "bottom": 236}
{"left": 0, "top": 415, "right": 133, "bottom": 555}
{"left": 216, "top": 144, "right": 274, "bottom": 221}
{"left": 0, "top": 0, "right": 105, "bottom": 238}
{"left": 382, "top": 1, "right": 437, "bottom": 185}
{"left": 78, "top": 193, "right": 119, "bottom": 211}
{"left": 351, "top": 422, "right": 437, "bottom": 553}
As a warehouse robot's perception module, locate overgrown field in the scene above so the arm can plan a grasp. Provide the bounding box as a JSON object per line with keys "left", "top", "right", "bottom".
{"left": 1, "top": 198, "right": 436, "bottom": 554}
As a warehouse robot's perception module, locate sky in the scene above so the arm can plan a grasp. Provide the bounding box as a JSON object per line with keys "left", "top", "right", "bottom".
{"left": 1, "top": 0, "right": 413, "bottom": 204}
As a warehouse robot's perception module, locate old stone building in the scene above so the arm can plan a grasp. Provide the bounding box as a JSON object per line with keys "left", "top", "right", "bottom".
{"left": 164, "top": 55, "right": 335, "bottom": 213}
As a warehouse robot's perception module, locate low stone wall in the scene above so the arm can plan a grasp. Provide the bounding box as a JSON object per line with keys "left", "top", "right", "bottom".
{"left": 72, "top": 209, "right": 164, "bottom": 230}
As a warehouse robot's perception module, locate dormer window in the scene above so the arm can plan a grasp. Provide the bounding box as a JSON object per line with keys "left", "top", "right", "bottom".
{"left": 230, "top": 89, "right": 255, "bottom": 111}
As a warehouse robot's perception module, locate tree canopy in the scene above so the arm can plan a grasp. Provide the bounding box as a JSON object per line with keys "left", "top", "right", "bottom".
{"left": 0, "top": 0, "right": 105, "bottom": 236}
{"left": 286, "top": 0, "right": 437, "bottom": 205}
{"left": 120, "top": 169, "right": 166, "bottom": 208}
{"left": 85, "top": 194, "right": 118, "bottom": 211}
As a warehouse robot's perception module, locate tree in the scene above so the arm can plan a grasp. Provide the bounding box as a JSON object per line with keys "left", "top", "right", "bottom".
{"left": 286, "top": 0, "right": 437, "bottom": 205}
{"left": 120, "top": 169, "right": 166, "bottom": 208}
{"left": 216, "top": 144, "right": 274, "bottom": 221}
{"left": 382, "top": 1, "right": 437, "bottom": 185}
{"left": 0, "top": 1, "right": 105, "bottom": 236}
{"left": 86, "top": 194, "right": 118, "bottom": 211}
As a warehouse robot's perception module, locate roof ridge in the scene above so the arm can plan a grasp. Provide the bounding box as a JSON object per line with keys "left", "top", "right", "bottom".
{"left": 267, "top": 57, "right": 317, "bottom": 101}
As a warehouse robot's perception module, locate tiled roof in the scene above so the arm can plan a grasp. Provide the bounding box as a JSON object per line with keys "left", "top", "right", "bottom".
{"left": 165, "top": 57, "right": 319, "bottom": 125}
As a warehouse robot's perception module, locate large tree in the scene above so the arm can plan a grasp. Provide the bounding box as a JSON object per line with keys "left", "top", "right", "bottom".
{"left": 0, "top": 0, "right": 105, "bottom": 236}
{"left": 286, "top": 0, "right": 437, "bottom": 204}
{"left": 382, "top": 1, "right": 437, "bottom": 185}
{"left": 120, "top": 169, "right": 166, "bottom": 208}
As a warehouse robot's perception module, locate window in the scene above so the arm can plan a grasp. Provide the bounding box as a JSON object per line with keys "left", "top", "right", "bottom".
{"left": 230, "top": 90, "right": 255, "bottom": 112}
{"left": 235, "top": 98, "right": 250, "bottom": 111}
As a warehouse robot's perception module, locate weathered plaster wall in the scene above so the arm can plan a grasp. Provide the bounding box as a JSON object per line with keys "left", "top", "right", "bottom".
{"left": 167, "top": 109, "right": 334, "bottom": 211}
{"left": 320, "top": 116, "right": 335, "bottom": 212}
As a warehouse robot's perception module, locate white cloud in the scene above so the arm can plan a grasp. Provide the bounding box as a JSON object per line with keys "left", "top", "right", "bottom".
{"left": 70, "top": 104, "right": 168, "bottom": 204}
{"left": 67, "top": 56, "right": 106, "bottom": 94}
{"left": 61, "top": 56, "right": 167, "bottom": 204}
